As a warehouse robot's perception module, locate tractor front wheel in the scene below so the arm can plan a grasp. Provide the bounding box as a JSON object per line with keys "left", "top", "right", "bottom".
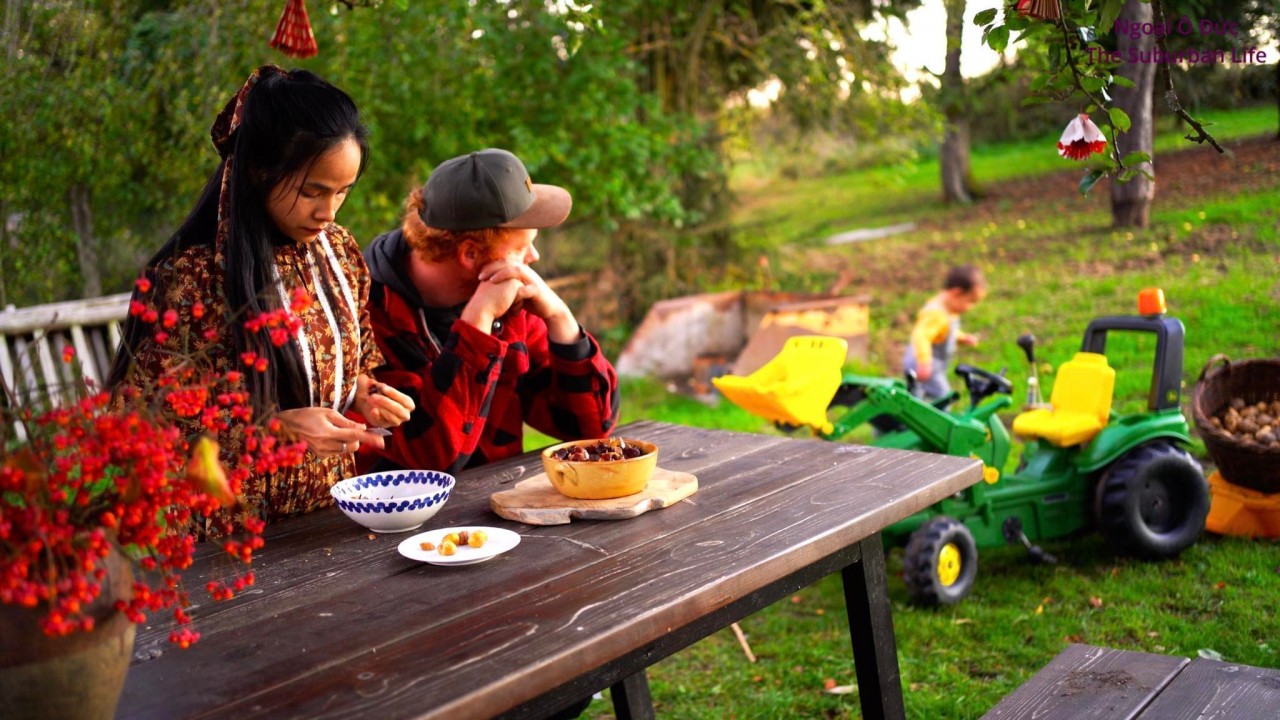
{"left": 904, "top": 516, "right": 977, "bottom": 605}
{"left": 1095, "top": 442, "right": 1209, "bottom": 559}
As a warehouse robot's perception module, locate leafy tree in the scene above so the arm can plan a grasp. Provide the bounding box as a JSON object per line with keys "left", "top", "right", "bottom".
{"left": 1, "top": 0, "right": 925, "bottom": 323}
{"left": 972, "top": 0, "right": 1249, "bottom": 228}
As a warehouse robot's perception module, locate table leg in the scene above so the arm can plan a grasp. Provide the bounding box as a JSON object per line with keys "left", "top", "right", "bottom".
{"left": 610, "top": 670, "right": 655, "bottom": 720}
{"left": 842, "top": 532, "right": 906, "bottom": 720}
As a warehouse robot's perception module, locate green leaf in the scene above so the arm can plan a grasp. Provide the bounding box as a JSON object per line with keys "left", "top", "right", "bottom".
{"left": 1121, "top": 151, "right": 1150, "bottom": 166}
{"left": 1111, "top": 75, "right": 1135, "bottom": 88}
{"left": 1081, "top": 75, "right": 1105, "bottom": 93}
{"left": 1109, "top": 107, "right": 1131, "bottom": 133}
{"left": 1117, "top": 166, "right": 1153, "bottom": 183}
{"left": 1079, "top": 168, "right": 1107, "bottom": 195}
{"left": 973, "top": 9, "right": 998, "bottom": 26}
{"left": 987, "top": 25, "right": 1010, "bottom": 53}
{"left": 1049, "top": 47, "right": 1065, "bottom": 71}
{"left": 1097, "top": 0, "right": 1126, "bottom": 41}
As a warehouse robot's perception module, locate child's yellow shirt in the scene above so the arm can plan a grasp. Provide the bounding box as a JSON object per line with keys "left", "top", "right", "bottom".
{"left": 910, "top": 295, "right": 958, "bottom": 367}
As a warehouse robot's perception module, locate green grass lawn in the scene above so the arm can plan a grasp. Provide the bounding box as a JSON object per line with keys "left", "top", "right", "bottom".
{"left": 564, "top": 104, "right": 1280, "bottom": 718}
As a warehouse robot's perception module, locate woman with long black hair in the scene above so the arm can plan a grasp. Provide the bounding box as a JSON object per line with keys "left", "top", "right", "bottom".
{"left": 109, "top": 65, "right": 414, "bottom": 520}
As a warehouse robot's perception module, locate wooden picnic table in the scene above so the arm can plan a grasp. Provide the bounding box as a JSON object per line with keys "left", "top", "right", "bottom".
{"left": 116, "top": 420, "right": 981, "bottom": 719}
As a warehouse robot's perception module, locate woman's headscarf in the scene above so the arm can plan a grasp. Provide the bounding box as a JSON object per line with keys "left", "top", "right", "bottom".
{"left": 207, "top": 64, "right": 287, "bottom": 261}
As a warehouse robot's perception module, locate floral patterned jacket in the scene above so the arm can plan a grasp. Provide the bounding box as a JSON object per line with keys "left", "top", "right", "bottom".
{"left": 117, "top": 224, "right": 383, "bottom": 521}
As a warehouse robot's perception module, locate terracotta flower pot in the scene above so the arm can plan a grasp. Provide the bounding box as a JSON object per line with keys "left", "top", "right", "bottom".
{"left": 0, "top": 548, "right": 135, "bottom": 720}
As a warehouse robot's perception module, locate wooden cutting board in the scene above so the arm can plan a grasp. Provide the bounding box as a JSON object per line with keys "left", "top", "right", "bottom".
{"left": 489, "top": 467, "right": 698, "bottom": 526}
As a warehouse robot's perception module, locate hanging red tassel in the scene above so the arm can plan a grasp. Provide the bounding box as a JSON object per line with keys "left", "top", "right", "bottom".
{"left": 269, "top": 0, "right": 318, "bottom": 59}
{"left": 1016, "top": 0, "right": 1063, "bottom": 21}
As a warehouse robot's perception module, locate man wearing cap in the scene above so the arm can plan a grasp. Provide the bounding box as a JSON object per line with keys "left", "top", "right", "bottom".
{"left": 358, "top": 148, "right": 620, "bottom": 475}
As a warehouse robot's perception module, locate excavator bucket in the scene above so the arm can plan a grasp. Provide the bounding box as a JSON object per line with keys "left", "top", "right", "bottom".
{"left": 713, "top": 335, "right": 847, "bottom": 435}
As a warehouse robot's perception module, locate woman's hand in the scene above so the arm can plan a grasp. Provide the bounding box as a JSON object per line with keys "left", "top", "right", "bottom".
{"left": 352, "top": 374, "right": 415, "bottom": 428}
{"left": 277, "top": 407, "right": 386, "bottom": 459}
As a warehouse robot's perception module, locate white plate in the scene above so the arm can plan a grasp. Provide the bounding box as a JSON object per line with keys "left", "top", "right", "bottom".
{"left": 397, "top": 526, "right": 521, "bottom": 566}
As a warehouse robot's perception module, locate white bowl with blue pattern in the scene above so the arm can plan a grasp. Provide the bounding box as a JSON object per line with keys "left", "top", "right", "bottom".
{"left": 330, "top": 470, "right": 456, "bottom": 533}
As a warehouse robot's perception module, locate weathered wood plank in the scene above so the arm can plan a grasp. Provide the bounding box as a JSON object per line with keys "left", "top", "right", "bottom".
{"left": 117, "top": 422, "right": 980, "bottom": 720}
{"left": 0, "top": 292, "right": 129, "bottom": 334}
{"left": 0, "top": 334, "right": 28, "bottom": 441}
{"left": 222, "top": 448, "right": 974, "bottom": 720}
{"left": 982, "top": 644, "right": 1189, "bottom": 720}
{"left": 89, "top": 325, "right": 113, "bottom": 385}
{"left": 107, "top": 319, "right": 122, "bottom": 358}
{"left": 12, "top": 336, "right": 38, "bottom": 403}
{"left": 1137, "top": 657, "right": 1280, "bottom": 720}
{"left": 129, "top": 423, "right": 795, "bottom": 652}
{"left": 69, "top": 324, "right": 100, "bottom": 387}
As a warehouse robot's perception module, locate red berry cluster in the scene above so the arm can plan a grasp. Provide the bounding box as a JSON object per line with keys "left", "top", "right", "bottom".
{"left": 0, "top": 276, "right": 312, "bottom": 646}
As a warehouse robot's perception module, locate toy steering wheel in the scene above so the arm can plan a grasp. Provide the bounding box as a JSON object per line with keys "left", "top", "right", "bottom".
{"left": 954, "top": 364, "right": 1013, "bottom": 406}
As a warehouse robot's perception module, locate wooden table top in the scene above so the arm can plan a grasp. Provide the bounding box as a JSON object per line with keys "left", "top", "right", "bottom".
{"left": 117, "top": 420, "right": 981, "bottom": 719}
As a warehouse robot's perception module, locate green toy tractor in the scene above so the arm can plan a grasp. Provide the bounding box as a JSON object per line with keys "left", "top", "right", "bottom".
{"left": 714, "top": 291, "right": 1210, "bottom": 605}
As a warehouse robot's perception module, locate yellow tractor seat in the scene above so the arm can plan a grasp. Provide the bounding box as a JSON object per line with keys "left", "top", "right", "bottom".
{"left": 1012, "top": 352, "right": 1115, "bottom": 447}
{"left": 712, "top": 335, "right": 848, "bottom": 435}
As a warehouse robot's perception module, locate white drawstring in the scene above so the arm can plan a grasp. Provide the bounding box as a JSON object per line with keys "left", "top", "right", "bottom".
{"left": 271, "top": 232, "right": 362, "bottom": 412}
{"left": 318, "top": 231, "right": 361, "bottom": 412}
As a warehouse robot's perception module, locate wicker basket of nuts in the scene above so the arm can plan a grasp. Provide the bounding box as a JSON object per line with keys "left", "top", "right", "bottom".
{"left": 1191, "top": 355, "right": 1280, "bottom": 493}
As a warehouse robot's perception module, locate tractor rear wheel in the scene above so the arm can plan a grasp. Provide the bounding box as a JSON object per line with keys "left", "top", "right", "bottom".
{"left": 1095, "top": 442, "right": 1208, "bottom": 559}
{"left": 904, "top": 516, "right": 977, "bottom": 605}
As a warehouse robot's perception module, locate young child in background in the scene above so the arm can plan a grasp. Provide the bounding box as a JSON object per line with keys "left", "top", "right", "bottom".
{"left": 903, "top": 264, "right": 987, "bottom": 402}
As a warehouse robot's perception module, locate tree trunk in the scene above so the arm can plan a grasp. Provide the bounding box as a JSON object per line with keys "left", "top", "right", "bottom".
{"left": 1110, "top": 0, "right": 1156, "bottom": 228}
{"left": 940, "top": 0, "right": 974, "bottom": 204}
{"left": 1274, "top": 60, "right": 1279, "bottom": 141}
{"left": 68, "top": 184, "right": 102, "bottom": 298}
{"left": 0, "top": 199, "right": 8, "bottom": 307}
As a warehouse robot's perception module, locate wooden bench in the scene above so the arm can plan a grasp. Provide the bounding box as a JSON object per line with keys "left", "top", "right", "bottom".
{"left": 983, "top": 643, "right": 1280, "bottom": 720}
{"left": 0, "top": 293, "right": 129, "bottom": 438}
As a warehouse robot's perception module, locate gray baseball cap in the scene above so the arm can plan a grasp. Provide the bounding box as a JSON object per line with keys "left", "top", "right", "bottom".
{"left": 421, "top": 148, "right": 572, "bottom": 231}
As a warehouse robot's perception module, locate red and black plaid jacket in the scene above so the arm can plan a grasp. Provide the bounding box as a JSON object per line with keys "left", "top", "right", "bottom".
{"left": 357, "top": 230, "right": 619, "bottom": 474}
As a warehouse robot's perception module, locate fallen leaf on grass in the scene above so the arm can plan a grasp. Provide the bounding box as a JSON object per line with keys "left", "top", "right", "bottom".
{"left": 1147, "top": 631, "right": 1159, "bottom": 638}
{"left": 1064, "top": 634, "right": 1083, "bottom": 643}
{"left": 825, "top": 684, "right": 857, "bottom": 695}
{"left": 1035, "top": 604, "right": 1044, "bottom": 615}
{"left": 752, "top": 675, "right": 763, "bottom": 683}
{"left": 1215, "top": 581, "right": 1228, "bottom": 590}
{"left": 1088, "top": 596, "right": 1104, "bottom": 608}
{"left": 815, "top": 608, "right": 825, "bottom": 616}
{"left": 790, "top": 595, "right": 803, "bottom": 604}
{"left": 1198, "top": 648, "right": 1224, "bottom": 661}
{"left": 823, "top": 678, "right": 837, "bottom": 690}
{"left": 954, "top": 618, "right": 973, "bottom": 625}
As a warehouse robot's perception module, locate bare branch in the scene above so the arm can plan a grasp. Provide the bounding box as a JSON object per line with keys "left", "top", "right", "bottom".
{"left": 1151, "top": 0, "right": 1226, "bottom": 154}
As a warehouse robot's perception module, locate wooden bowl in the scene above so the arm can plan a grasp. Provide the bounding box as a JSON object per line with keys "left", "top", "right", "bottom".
{"left": 541, "top": 439, "right": 658, "bottom": 500}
